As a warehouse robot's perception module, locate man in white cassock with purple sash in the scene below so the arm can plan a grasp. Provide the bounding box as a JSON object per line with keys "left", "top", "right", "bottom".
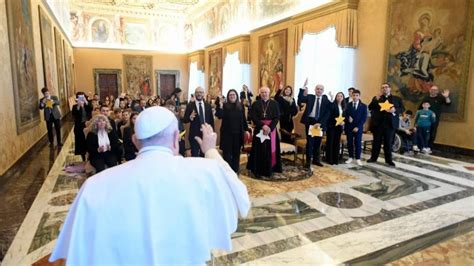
{"left": 49, "top": 106, "right": 250, "bottom": 265}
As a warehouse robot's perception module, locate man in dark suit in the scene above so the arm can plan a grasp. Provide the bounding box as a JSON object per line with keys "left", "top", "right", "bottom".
{"left": 183, "top": 86, "right": 214, "bottom": 157}
{"left": 240, "top": 84, "right": 253, "bottom": 122}
{"left": 298, "top": 84, "right": 331, "bottom": 168}
{"left": 39, "top": 87, "right": 62, "bottom": 147}
{"left": 344, "top": 87, "right": 355, "bottom": 105}
{"left": 368, "top": 83, "right": 404, "bottom": 166}
{"left": 344, "top": 89, "right": 367, "bottom": 166}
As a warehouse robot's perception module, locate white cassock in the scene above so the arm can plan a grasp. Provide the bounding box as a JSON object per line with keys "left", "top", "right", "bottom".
{"left": 50, "top": 146, "right": 250, "bottom": 265}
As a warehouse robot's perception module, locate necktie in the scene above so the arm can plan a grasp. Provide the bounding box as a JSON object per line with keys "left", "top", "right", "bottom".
{"left": 315, "top": 97, "right": 320, "bottom": 120}
{"left": 353, "top": 102, "right": 356, "bottom": 110}
{"left": 198, "top": 102, "right": 204, "bottom": 124}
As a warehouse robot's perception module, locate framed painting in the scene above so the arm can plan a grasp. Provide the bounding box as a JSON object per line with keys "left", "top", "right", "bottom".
{"left": 258, "top": 29, "right": 287, "bottom": 96}
{"left": 38, "top": 7, "right": 57, "bottom": 96}
{"left": 54, "top": 28, "right": 68, "bottom": 114}
{"left": 208, "top": 48, "right": 222, "bottom": 97}
{"left": 63, "top": 40, "right": 74, "bottom": 102}
{"left": 123, "top": 55, "right": 153, "bottom": 97}
{"left": 385, "top": 0, "right": 473, "bottom": 121}
{"left": 6, "top": 0, "right": 40, "bottom": 134}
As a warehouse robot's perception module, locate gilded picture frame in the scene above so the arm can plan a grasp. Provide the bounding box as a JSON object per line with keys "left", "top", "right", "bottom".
{"left": 208, "top": 48, "right": 223, "bottom": 97}
{"left": 258, "top": 29, "right": 287, "bottom": 96}
{"left": 6, "top": 0, "right": 40, "bottom": 134}
{"left": 384, "top": 0, "right": 473, "bottom": 121}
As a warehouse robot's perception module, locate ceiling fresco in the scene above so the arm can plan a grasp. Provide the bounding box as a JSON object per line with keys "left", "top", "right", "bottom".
{"left": 46, "top": 0, "right": 332, "bottom": 52}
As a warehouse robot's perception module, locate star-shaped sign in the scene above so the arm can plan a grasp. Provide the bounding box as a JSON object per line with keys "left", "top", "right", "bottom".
{"left": 335, "top": 115, "right": 345, "bottom": 126}
{"left": 179, "top": 130, "right": 186, "bottom": 139}
{"left": 45, "top": 99, "right": 54, "bottom": 109}
{"left": 379, "top": 100, "right": 393, "bottom": 112}
{"left": 256, "top": 130, "right": 270, "bottom": 143}
{"left": 308, "top": 124, "right": 322, "bottom": 137}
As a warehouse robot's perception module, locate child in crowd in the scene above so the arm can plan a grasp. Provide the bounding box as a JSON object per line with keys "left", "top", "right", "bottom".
{"left": 414, "top": 101, "right": 436, "bottom": 153}
{"left": 397, "top": 110, "right": 416, "bottom": 154}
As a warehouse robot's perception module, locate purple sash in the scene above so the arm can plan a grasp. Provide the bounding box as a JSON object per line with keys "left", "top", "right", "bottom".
{"left": 262, "top": 120, "right": 277, "bottom": 167}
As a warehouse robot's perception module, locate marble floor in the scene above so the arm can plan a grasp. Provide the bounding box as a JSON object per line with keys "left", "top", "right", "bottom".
{"left": 1, "top": 130, "right": 473, "bottom": 265}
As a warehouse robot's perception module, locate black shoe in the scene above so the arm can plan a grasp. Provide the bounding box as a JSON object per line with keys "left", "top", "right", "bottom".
{"left": 386, "top": 161, "right": 396, "bottom": 167}
{"left": 367, "top": 159, "right": 376, "bottom": 163}
{"left": 312, "top": 161, "right": 323, "bottom": 167}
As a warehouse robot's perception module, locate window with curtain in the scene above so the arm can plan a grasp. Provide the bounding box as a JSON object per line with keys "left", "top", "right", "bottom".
{"left": 295, "top": 27, "right": 355, "bottom": 99}
{"left": 222, "top": 52, "right": 250, "bottom": 97}
{"left": 188, "top": 61, "right": 205, "bottom": 100}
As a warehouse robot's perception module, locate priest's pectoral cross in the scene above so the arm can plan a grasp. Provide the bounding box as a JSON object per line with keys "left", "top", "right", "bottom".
{"left": 263, "top": 111, "right": 266, "bottom": 118}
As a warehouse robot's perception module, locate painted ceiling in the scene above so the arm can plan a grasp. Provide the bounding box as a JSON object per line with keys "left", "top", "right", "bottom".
{"left": 46, "top": 0, "right": 332, "bottom": 52}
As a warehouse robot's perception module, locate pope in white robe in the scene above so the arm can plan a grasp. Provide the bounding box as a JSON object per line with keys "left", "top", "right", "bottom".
{"left": 50, "top": 106, "right": 250, "bottom": 265}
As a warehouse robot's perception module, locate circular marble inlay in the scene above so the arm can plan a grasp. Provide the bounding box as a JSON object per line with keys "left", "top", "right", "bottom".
{"left": 49, "top": 193, "right": 76, "bottom": 206}
{"left": 317, "top": 192, "right": 363, "bottom": 209}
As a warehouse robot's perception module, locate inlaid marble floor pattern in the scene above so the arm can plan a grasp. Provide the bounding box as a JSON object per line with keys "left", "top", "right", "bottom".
{"left": 2, "top": 131, "right": 473, "bottom": 265}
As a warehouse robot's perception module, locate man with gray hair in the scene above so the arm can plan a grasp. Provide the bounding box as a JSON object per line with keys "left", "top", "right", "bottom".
{"left": 50, "top": 106, "right": 250, "bottom": 265}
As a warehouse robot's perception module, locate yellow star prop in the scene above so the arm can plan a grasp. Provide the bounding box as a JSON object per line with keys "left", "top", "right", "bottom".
{"left": 335, "top": 115, "right": 345, "bottom": 126}
{"left": 45, "top": 99, "right": 54, "bottom": 109}
{"left": 308, "top": 125, "right": 322, "bottom": 137}
{"left": 179, "top": 130, "right": 186, "bottom": 139}
{"left": 379, "top": 100, "right": 393, "bottom": 112}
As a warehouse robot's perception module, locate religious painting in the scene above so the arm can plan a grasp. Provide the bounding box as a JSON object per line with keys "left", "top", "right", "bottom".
{"left": 385, "top": 0, "right": 473, "bottom": 121}
{"left": 208, "top": 48, "right": 223, "bottom": 97}
{"left": 63, "top": 40, "right": 74, "bottom": 102}
{"left": 124, "top": 22, "right": 148, "bottom": 45}
{"left": 54, "top": 28, "right": 68, "bottom": 114}
{"left": 6, "top": 0, "right": 40, "bottom": 134}
{"left": 39, "top": 7, "right": 57, "bottom": 96}
{"left": 91, "top": 19, "right": 109, "bottom": 43}
{"left": 258, "top": 29, "right": 287, "bottom": 96}
{"left": 123, "top": 55, "right": 153, "bottom": 97}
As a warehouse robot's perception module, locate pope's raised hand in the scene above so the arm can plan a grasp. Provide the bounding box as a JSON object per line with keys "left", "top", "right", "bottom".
{"left": 195, "top": 123, "right": 216, "bottom": 154}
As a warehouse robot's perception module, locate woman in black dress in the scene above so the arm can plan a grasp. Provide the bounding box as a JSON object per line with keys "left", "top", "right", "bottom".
{"left": 122, "top": 112, "right": 139, "bottom": 161}
{"left": 86, "top": 114, "right": 119, "bottom": 172}
{"left": 215, "top": 89, "right": 249, "bottom": 173}
{"left": 275, "top": 85, "right": 298, "bottom": 143}
{"left": 72, "top": 92, "right": 92, "bottom": 161}
{"left": 325, "top": 92, "right": 346, "bottom": 165}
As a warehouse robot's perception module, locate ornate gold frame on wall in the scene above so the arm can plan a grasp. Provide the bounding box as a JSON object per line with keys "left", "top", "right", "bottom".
{"left": 258, "top": 29, "right": 288, "bottom": 96}
{"left": 383, "top": 0, "right": 474, "bottom": 122}
{"left": 208, "top": 48, "right": 223, "bottom": 97}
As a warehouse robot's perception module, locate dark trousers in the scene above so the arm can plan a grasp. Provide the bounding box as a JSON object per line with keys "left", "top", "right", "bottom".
{"left": 325, "top": 126, "right": 342, "bottom": 164}
{"left": 417, "top": 126, "right": 430, "bottom": 149}
{"left": 190, "top": 136, "right": 203, "bottom": 157}
{"left": 46, "top": 118, "right": 61, "bottom": 145}
{"left": 398, "top": 130, "right": 416, "bottom": 152}
{"left": 222, "top": 133, "right": 242, "bottom": 173}
{"left": 346, "top": 129, "right": 363, "bottom": 159}
{"left": 305, "top": 124, "right": 322, "bottom": 165}
{"left": 370, "top": 127, "right": 395, "bottom": 163}
{"left": 90, "top": 151, "right": 118, "bottom": 173}
{"left": 429, "top": 121, "right": 439, "bottom": 148}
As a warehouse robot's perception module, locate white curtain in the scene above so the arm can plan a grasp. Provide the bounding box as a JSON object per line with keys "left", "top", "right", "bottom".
{"left": 222, "top": 52, "right": 251, "bottom": 97}
{"left": 188, "top": 62, "right": 205, "bottom": 100}
{"left": 295, "top": 27, "right": 355, "bottom": 99}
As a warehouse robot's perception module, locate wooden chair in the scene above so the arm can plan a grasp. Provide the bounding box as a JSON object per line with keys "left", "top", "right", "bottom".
{"left": 292, "top": 107, "right": 307, "bottom": 165}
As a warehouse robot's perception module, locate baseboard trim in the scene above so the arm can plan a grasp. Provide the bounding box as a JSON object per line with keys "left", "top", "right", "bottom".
{"left": 433, "top": 143, "right": 474, "bottom": 157}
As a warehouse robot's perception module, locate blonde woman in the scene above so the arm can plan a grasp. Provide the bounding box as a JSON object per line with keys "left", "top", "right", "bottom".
{"left": 86, "top": 114, "right": 119, "bottom": 172}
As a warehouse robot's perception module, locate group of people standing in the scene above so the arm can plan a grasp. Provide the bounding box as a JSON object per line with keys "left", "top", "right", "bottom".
{"left": 40, "top": 80, "right": 450, "bottom": 178}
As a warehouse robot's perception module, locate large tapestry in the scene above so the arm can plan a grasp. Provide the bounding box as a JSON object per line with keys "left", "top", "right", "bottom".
{"left": 258, "top": 29, "right": 287, "bottom": 96}
{"left": 39, "top": 7, "right": 57, "bottom": 96}
{"left": 6, "top": 0, "right": 40, "bottom": 133}
{"left": 123, "top": 55, "right": 153, "bottom": 97}
{"left": 386, "top": 0, "right": 473, "bottom": 121}
{"left": 54, "top": 28, "right": 68, "bottom": 114}
{"left": 208, "top": 48, "right": 222, "bottom": 97}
